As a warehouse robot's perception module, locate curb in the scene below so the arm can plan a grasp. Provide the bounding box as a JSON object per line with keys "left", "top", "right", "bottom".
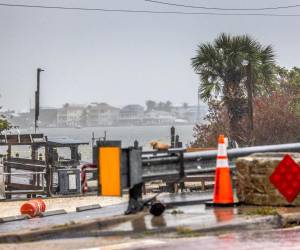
{"left": 276, "top": 212, "right": 300, "bottom": 227}
{"left": 0, "top": 214, "right": 277, "bottom": 243}
{"left": 0, "top": 213, "right": 145, "bottom": 243}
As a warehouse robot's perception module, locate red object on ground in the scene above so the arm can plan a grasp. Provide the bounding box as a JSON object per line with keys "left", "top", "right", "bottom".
{"left": 269, "top": 154, "right": 300, "bottom": 203}
{"left": 20, "top": 199, "right": 46, "bottom": 217}
{"left": 81, "top": 163, "right": 97, "bottom": 193}
{"left": 213, "top": 135, "right": 234, "bottom": 204}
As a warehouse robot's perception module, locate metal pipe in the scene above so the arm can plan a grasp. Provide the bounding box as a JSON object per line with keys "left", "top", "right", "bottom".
{"left": 142, "top": 143, "right": 300, "bottom": 166}
{"left": 1, "top": 172, "right": 46, "bottom": 175}
{"left": 5, "top": 190, "right": 45, "bottom": 194}
{"left": 184, "top": 143, "right": 300, "bottom": 160}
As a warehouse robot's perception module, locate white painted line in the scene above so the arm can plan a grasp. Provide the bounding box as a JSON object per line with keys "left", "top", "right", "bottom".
{"left": 102, "top": 239, "right": 165, "bottom": 250}
{"left": 80, "top": 248, "right": 101, "bottom": 250}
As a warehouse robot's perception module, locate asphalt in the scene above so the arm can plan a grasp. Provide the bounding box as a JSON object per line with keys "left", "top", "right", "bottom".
{"left": 132, "top": 227, "right": 300, "bottom": 250}
{"left": 0, "top": 191, "right": 214, "bottom": 234}
{"left": 0, "top": 190, "right": 278, "bottom": 245}
{"left": 0, "top": 221, "right": 295, "bottom": 250}
{"left": 0, "top": 202, "right": 128, "bottom": 234}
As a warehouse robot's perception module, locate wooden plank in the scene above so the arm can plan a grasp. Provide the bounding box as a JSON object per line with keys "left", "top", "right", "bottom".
{"left": 4, "top": 190, "right": 45, "bottom": 194}
{"left": 7, "top": 183, "right": 43, "bottom": 190}
{"left": 5, "top": 162, "right": 45, "bottom": 172}
{"left": 6, "top": 158, "right": 46, "bottom": 165}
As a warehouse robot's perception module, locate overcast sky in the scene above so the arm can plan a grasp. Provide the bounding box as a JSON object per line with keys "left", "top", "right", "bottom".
{"left": 0, "top": 0, "right": 300, "bottom": 112}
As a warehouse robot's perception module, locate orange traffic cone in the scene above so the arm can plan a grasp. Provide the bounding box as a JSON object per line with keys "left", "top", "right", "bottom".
{"left": 206, "top": 135, "right": 236, "bottom": 207}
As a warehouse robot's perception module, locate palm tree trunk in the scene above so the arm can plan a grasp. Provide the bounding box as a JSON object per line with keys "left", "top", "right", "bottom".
{"left": 224, "top": 82, "right": 246, "bottom": 145}
{"left": 246, "top": 63, "right": 254, "bottom": 145}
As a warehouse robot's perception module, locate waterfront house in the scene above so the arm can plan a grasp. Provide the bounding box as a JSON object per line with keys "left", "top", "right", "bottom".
{"left": 118, "top": 104, "right": 144, "bottom": 125}
{"left": 57, "top": 104, "right": 85, "bottom": 127}
{"left": 86, "top": 103, "right": 120, "bottom": 126}
{"left": 143, "top": 110, "right": 175, "bottom": 125}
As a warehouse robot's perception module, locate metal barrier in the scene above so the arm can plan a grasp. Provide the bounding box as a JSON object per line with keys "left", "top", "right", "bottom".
{"left": 140, "top": 143, "right": 300, "bottom": 182}
{"left": 117, "top": 142, "right": 300, "bottom": 214}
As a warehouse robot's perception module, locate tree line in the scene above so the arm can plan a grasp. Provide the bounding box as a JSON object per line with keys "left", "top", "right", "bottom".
{"left": 145, "top": 100, "right": 190, "bottom": 113}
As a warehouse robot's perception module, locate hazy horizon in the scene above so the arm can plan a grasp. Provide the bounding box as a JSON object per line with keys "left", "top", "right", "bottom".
{"left": 1, "top": 0, "right": 300, "bottom": 112}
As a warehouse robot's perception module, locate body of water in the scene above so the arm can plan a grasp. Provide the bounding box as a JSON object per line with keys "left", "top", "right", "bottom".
{"left": 5, "top": 125, "right": 195, "bottom": 162}
{"left": 38, "top": 125, "right": 195, "bottom": 147}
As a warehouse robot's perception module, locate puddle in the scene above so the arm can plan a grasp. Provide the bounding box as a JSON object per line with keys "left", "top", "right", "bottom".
{"left": 103, "top": 204, "right": 239, "bottom": 233}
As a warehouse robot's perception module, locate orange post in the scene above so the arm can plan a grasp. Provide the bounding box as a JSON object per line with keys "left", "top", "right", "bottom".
{"left": 208, "top": 135, "right": 235, "bottom": 206}
{"left": 99, "top": 147, "right": 121, "bottom": 196}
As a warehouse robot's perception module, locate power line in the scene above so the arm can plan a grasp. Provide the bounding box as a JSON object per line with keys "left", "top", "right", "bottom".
{"left": 0, "top": 2, "right": 300, "bottom": 16}
{"left": 145, "top": 0, "right": 300, "bottom": 11}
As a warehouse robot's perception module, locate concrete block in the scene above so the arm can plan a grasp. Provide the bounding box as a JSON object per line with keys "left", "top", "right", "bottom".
{"left": 40, "top": 209, "right": 67, "bottom": 217}
{"left": 76, "top": 204, "right": 101, "bottom": 212}
{"left": 0, "top": 214, "right": 30, "bottom": 223}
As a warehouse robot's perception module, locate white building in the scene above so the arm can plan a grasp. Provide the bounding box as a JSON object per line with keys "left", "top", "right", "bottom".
{"left": 119, "top": 104, "right": 144, "bottom": 125}
{"left": 57, "top": 104, "right": 85, "bottom": 127}
{"left": 143, "top": 110, "right": 175, "bottom": 125}
{"left": 86, "top": 103, "right": 120, "bottom": 126}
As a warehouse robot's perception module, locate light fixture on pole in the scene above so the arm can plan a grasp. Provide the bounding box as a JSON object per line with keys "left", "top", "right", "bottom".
{"left": 35, "top": 68, "right": 44, "bottom": 134}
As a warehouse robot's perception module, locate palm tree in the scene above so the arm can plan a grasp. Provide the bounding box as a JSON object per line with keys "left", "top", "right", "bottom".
{"left": 191, "top": 33, "right": 275, "bottom": 144}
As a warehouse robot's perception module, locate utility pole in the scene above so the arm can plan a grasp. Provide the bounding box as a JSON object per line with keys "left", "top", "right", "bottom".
{"left": 245, "top": 62, "right": 254, "bottom": 145}
{"left": 196, "top": 85, "right": 201, "bottom": 123}
{"left": 35, "top": 68, "right": 44, "bottom": 133}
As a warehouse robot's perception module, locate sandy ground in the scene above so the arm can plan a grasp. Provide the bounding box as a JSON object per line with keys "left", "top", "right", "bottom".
{"left": 0, "top": 195, "right": 128, "bottom": 217}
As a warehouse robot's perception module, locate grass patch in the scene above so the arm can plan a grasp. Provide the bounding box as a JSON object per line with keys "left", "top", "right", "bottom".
{"left": 176, "top": 227, "right": 202, "bottom": 237}
{"left": 133, "top": 230, "right": 158, "bottom": 239}
{"left": 244, "top": 207, "right": 277, "bottom": 216}
{"left": 171, "top": 209, "right": 184, "bottom": 215}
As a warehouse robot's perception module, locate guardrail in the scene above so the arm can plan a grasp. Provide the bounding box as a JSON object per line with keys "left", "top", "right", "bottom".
{"left": 140, "top": 143, "right": 300, "bottom": 182}
{"left": 119, "top": 142, "right": 300, "bottom": 214}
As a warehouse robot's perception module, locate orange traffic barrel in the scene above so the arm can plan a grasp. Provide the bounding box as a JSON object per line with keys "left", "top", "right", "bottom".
{"left": 20, "top": 199, "right": 46, "bottom": 217}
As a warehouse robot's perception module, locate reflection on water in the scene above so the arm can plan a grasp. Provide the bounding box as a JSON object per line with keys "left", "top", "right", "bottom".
{"left": 151, "top": 215, "right": 167, "bottom": 228}
{"left": 132, "top": 216, "right": 147, "bottom": 231}
{"left": 213, "top": 208, "right": 235, "bottom": 222}
{"left": 104, "top": 204, "right": 240, "bottom": 234}
{"left": 130, "top": 214, "right": 167, "bottom": 231}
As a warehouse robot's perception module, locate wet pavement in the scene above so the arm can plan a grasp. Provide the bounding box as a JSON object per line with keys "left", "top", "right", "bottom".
{"left": 0, "top": 192, "right": 299, "bottom": 249}
{"left": 0, "top": 192, "right": 214, "bottom": 234}
{"left": 101, "top": 204, "right": 241, "bottom": 235}
{"left": 1, "top": 227, "right": 300, "bottom": 250}
{"left": 134, "top": 228, "right": 300, "bottom": 250}
{"left": 0, "top": 202, "right": 128, "bottom": 234}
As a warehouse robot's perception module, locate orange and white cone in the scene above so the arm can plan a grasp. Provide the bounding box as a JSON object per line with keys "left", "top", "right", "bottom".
{"left": 207, "top": 134, "right": 235, "bottom": 207}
